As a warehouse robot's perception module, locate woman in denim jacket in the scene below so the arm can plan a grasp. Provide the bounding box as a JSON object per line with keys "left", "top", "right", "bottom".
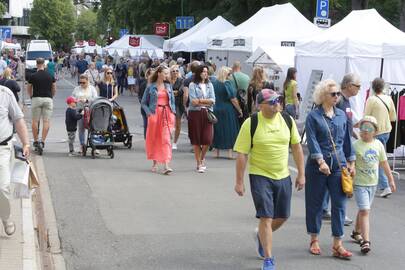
{"left": 305, "top": 79, "right": 355, "bottom": 259}
{"left": 141, "top": 65, "right": 176, "bottom": 175}
{"left": 188, "top": 65, "right": 215, "bottom": 173}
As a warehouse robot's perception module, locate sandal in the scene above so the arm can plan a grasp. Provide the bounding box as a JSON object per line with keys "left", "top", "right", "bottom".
{"left": 350, "top": 231, "right": 363, "bottom": 244}
{"left": 309, "top": 239, "right": 321, "bottom": 255}
{"left": 163, "top": 168, "right": 173, "bottom": 175}
{"left": 332, "top": 246, "right": 352, "bottom": 260}
{"left": 151, "top": 165, "right": 158, "bottom": 173}
{"left": 360, "top": 240, "right": 371, "bottom": 254}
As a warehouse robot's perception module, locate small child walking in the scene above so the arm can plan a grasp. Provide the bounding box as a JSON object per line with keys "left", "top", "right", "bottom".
{"left": 65, "top": 96, "right": 83, "bottom": 156}
{"left": 351, "top": 116, "right": 396, "bottom": 254}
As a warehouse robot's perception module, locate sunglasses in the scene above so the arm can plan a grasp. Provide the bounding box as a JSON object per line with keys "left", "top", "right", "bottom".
{"left": 352, "top": 83, "right": 361, "bottom": 88}
{"left": 106, "top": 72, "right": 113, "bottom": 75}
{"left": 172, "top": 70, "right": 179, "bottom": 73}
{"left": 329, "top": 92, "right": 341, "bottom": 97}
{"left": 360, "top": 122, "right": 376, "bottom": 133}
{"left": 263, "top": 97, "right": 281, "bottom": 106}
{"left": 79, "top": 81, "right": 87, "bottom": 84}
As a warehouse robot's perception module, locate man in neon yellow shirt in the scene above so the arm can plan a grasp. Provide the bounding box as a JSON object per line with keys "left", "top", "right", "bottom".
{"left": 234, "top": 89, "right": 305, "bottom": 270}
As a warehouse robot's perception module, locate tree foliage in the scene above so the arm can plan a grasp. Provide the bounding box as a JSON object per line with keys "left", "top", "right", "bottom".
{"left": 76, "top": 9, "right": 98, "bottom": 41}
{"left": 0, "top": 0, "right": 6, "bottom": 16}
{"left": 29, "top": 0, "right": 76, "bottom": 50}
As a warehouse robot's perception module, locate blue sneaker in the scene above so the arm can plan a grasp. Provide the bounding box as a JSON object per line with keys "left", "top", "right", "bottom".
{"left": 254, "top": 228, "right": 265, "bottom": 259}
{"left": 262, "top": 257, "right": 275, "bottom": 270}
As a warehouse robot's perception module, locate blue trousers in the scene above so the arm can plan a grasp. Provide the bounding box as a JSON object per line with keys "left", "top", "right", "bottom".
{"left": 376, "top": 133, "right": 390, "bottom": 189}
{"left": 305, "top": 159, "right": 347, "bottom": 238}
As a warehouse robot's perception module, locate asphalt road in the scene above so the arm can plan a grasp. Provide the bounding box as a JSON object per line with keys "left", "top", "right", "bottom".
{"left": 35, "top": 77, "right": 405, "bottom": 270}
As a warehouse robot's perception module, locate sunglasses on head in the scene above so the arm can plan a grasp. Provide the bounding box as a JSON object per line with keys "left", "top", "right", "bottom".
{"left": 329, "top": 91, "right": 341, "bottom": 97}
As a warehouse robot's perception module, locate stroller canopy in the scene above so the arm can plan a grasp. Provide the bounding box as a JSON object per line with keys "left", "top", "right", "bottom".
{"left": 89, "top": 97, "right": 113, "bottom": 132}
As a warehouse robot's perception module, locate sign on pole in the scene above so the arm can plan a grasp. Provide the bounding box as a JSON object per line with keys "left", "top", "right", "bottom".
{"left": 0, "top": 27, "right": 12, "bottom": 42}
{"left": 316, "top": 0, "right": 329, "bottom": 18}
{"left": 154, "top": 23, "right": 170, "bottom": 37}
{"left": 176, "top": 16, "right": 194, "bottom": 29}
{"left": 119, "top": 28, "right": 129, "bottom": 38}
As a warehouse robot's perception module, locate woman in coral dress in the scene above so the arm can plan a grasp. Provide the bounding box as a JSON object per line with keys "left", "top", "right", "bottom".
{"left": 141, "top": 65, "right": 176, "bottom": 174}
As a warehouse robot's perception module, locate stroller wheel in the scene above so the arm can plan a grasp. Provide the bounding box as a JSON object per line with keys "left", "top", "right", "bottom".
{"left": 91, "top": 148, "right": 96, "bottom": 159}
{"left": 82, "top": 145, "right": 87, "bottom": 156}
{"left": 110, "top": 150, "right": 114, "bottom": 159}
{"left": 126, "top": 137, "right": 132, "bottom": 149}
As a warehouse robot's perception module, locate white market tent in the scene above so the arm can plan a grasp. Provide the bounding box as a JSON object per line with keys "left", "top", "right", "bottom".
{"left": 1, "top": 41, "right": 22, "bottom": 51}
{"left": 171, "top": 16, "right": 234, "bottom": 52}
{"left": 72, "top": 41, "right": 102, "bottom": 54}
{"left": 105, "top": 35, "right": 164, "bottom": 58}
{"left": 246, "top": 46, "right": 295, "bottom": 73}
{"left": 163, "top": 17, "right": 211, "bottom": 52}
{"left": 295, "top": 8, "right": 405, "bottom": 123}
{"left": 206, "top": 3, "right": 321, "bottom": 72}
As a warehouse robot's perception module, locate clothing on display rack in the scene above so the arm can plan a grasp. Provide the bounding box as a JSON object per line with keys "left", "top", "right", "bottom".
{"left": 387, "top": 88, "right": 405, "bottom": 153}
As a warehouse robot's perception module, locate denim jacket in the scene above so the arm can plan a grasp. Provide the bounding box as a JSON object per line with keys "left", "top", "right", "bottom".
{"left": 188, "top": 81, "right": 215, "bottom": 111}
{"left": 141, "top": 82, "right": 176, "bottom": 116}
{"left": 305, "top": 106, "right": 355, "bottom": 166}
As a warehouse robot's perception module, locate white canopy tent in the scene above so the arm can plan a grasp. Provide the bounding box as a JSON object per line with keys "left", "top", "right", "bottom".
{"left": 163, "top": 17, "right": 211, "bottom": 52}
{"left": 72, "top": 41, "right": 102, "bottom": 54}
{"left": 206, "top": 3, "right": 321, "bottom": 72}
{"left": 105, "top": 35, "right": 164, "bottom": 58}
{"left": 171, "top": 16, "right": 234, "bottom": 52}
{"left": 295, "top": 8, "right": 405, "bottom": 123}
{"left": 1, "top": 41, "right": 22, "bottom": 51}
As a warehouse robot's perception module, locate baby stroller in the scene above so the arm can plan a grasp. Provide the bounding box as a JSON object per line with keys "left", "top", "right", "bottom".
{"left": 111, "top": 101, "right": 132, "bottom": 148}
{"left": 83, "top": 97, "right": 115, "bottom": 159}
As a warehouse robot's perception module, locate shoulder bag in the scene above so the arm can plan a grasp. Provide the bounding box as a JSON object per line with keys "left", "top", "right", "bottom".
{"left": 322, "top": 116, "right": 353, "bottom": 198}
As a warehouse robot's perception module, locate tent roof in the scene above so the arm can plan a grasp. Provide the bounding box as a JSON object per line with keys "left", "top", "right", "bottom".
{"left": 246, "top": 46, "right": 295, "bottom": 72}
{"left": 163, "top": 17, "right": 211, "bottom": 52}
{"left": 208, "top": 3, "right": 321, "bottom": 52}
{"left": 171, "top": 16, "right": 234, "bottom": 52}
{"left": 105, "top": 35, "right": 164, "bottom": 58}
{"left": 296, "top": 9, "right": 405, "bottom": 58}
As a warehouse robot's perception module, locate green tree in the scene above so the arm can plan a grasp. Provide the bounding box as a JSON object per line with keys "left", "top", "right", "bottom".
{"left": 0, "top": 0, "right": 6, "bottom": 16}
{"left": 76, "top": 9, "right": 97, "bottom": 41}
{"left": 29, "top": 0, "right": 76, "bottom": 50}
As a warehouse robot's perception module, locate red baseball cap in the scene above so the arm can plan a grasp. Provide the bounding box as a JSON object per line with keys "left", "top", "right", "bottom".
{"left": 66, "top": 96, "right": 77, "bottom": 105}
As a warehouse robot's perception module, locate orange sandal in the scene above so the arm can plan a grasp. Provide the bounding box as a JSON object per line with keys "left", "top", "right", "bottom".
{"left": 332, "top": 246, "right": 352, "bottom": 260}
{"left": 309, "top": 240, "right": 321, "bottom": 255}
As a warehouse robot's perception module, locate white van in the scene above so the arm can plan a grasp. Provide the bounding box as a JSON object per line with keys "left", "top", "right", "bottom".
{"left": 25, "top": 40, "right": 53, "bottom": 79}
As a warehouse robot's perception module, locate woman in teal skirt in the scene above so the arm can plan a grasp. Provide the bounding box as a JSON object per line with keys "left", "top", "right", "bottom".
{"left": 212, "top": 66, "right": 243, "bottom": 159}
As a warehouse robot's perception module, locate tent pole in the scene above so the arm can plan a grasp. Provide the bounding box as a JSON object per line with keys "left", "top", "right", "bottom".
{"left": 380, "top": 58, "right": 384, "bottom": 78}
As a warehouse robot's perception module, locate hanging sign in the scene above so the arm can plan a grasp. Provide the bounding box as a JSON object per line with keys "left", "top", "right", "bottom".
{"left": 129, "top": 36, "right": 141, "bottom": 47}
{"left": 154, "top": 23, "right": 169, "bottom": 37}
{"left": 88, "top": 39, "right": 96, "bottom": 46}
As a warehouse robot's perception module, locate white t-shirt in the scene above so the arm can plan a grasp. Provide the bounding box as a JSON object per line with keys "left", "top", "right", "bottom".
{"left": 199, "top": 83, "right": 207, "bottom": 97}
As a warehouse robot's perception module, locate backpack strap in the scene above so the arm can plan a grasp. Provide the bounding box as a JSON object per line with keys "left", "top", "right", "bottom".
{"left": 281, "top": 111, "right": 293, "bottom": 143}
{"left": 250, "top": 113, "right": 258, "bottom": 148}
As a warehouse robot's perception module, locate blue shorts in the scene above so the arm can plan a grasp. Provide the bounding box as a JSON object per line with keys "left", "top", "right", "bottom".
{"left": 249, "top": 174, "right": 292, "bottom": 219}
{"left": 354, "top": 185, "right": 377, "bottom": 210}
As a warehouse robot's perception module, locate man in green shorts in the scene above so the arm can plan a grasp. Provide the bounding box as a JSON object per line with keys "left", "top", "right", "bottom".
{"left": 234, "top": 89, "right": 305, "bottom": 270}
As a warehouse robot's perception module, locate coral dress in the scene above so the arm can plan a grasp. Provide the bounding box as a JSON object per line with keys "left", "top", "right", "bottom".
{"left": 145, "top": 89, "right": 174, "bottom": 163}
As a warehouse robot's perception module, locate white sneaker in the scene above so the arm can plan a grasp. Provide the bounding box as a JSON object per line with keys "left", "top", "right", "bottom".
{"left": 2, "top": 221, "right": 15, "bottom": 236}
{"left": 197, "top": 165, "right": 205, "bottom": 173}
{"left": 380, "top": 187, "right": 392, "bottom": 198}
{"left": 172, "top": 143, "right": 177, "bottom": 150}
{"left": 201, "top": 160, "right": 207, "bottom": 170}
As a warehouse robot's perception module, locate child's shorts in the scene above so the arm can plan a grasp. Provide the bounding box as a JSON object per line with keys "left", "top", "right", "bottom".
{"left": 354, "top": 185, "right": 377, "bottom": 210}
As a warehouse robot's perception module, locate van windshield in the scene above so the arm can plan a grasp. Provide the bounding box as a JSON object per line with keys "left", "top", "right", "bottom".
{"left": 26, "top": 51, "right": 52, "bottom": 60}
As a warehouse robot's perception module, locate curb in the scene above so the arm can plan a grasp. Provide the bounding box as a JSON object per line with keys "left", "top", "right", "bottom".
{"left": 22, "top": 197, "right": 38, "bottom": 270}
{"left": 33, "top": 155, "right": 67, "bottom": 270}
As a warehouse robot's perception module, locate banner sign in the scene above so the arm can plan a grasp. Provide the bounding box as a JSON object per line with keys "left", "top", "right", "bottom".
{"left": 281, "top": 41, "right": 295, "bottom": 47}
{"left": 316, "top": 0, "right": 329, "bottom": 18}
{"left": 88, "top": 39, "right": 96, "bottom": 46}
{"left": 212, "top": 39, "right": 222, "bottom": 46}
{"left": 176, "top": 16, "right": 194, "bottom": 29}
{"left": 0, "top": 27, "right": 11, "bottom": 42}
{"left": 129, "top": 36, "right": 141, "bottom": 47}
{"left": 233, "top": 39, "right": 245, "bottom": 47}
{"left": 299, "top": 70, "right": 324, "bottom": 124}
{"left": 154, "top": 23, "right": 169, "bottom": 36}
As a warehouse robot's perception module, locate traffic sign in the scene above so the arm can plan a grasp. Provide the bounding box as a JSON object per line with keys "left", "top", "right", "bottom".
{"left": 176, "top": 16, "right": 194, "bottom": 30}
{"left": 119, "top": 29, "right": 129, "bottom": 38}
{"left": 316, "top": 0, "right": 329, "bottom": 18}
{"left": 0, "top": 27, "right": 12, "bottom": 42}
{"left": 314, "top": 17, "right": 331, "bottom": 28}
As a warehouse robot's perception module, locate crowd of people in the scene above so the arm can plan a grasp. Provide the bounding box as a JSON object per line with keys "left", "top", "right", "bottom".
{"left": 0, "top": 48, "right": 400, "bottom": 270}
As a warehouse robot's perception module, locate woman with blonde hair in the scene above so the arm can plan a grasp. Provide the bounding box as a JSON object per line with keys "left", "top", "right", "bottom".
{"left": 212, "top": 66, "right": 242, "bottom": 159}
{"left": 170, "top": 64, "right": 184, "bottom": 150}
{"left": 305, "top": 79, "right": 355, "bottom": 259}
{"left": 0, "top": 67, "right": 20, "bottom": 102}
{"left": 247, "top": 66, "right": 274, "bottom": 114}
{"left": 97, "top": 67, "right": 118, "bottom": 102}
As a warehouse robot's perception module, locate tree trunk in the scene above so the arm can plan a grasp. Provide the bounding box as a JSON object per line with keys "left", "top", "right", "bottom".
{"left": 352, "top": 0, "right": 369, "bottom": 10}
{"left": 400, "top": 0, "right": 405, "bottom": 31}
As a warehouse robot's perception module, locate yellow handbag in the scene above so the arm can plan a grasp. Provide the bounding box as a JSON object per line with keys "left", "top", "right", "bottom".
{"left": 322, "top": 117, "right": 353, "bottom": 198}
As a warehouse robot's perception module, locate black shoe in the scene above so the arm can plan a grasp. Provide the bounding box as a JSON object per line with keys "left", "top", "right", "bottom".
{"left": 40, "top": 141, "right": 45, "bottom": 148}
{"left": 33, "top": 141, "right": 39, "bottom": 148}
